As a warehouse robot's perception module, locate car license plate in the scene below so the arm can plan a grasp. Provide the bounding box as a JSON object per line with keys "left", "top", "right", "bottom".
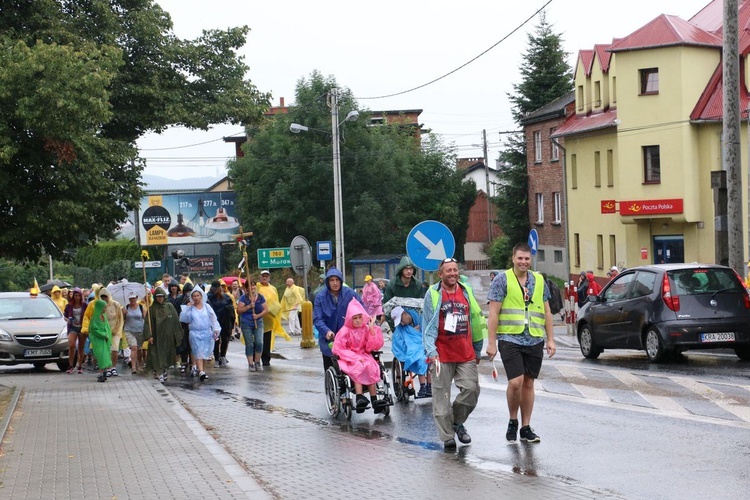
{"left": 24, "top": 349, "right": 52, "bottom": 357}
{"left": 700, "top": 332, "right": 735, "bottom": 343}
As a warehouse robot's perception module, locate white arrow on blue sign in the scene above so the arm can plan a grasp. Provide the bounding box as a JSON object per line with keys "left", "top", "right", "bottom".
{"left": 406, "top": 220, "right": 456, "bottom": 272}
{"left": 528, "top": 229, "right": 539, "bottom": 256}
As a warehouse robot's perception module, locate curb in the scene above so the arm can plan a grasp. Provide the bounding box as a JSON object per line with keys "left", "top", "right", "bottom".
{"left": 0, "top": 384, "right": 21, "bottom": 444}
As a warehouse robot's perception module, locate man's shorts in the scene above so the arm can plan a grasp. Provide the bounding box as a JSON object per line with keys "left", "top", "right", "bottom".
{"left": 124, "top": 331, "right": 140, "bottom": 348}
{"left": 498, "top": 340, "right": 544, "bottom": 380}
{"left": 110, "top": 334, "right": 122, "bottom": 352}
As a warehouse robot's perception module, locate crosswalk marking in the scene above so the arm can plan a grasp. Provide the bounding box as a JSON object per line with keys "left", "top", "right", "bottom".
{"left": 554, "top": 365, "right": 610, "bottom": 402}
{"left": 670, "top": 378, "right": 750, "bottom": 423}
{"left": 609, "top": 371, "right": 689, "bottom": 415}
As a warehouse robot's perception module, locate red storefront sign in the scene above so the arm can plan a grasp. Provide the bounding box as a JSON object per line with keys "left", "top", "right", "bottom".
{"left": 619, "top": 199, "right": 683, "bottom": 216}
{"left": 601, "top": 200, "right": 617, "bottom": 214}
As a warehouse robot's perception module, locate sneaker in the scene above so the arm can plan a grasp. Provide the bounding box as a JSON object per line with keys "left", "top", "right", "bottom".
{"left": 190, "top": 366, "right": 198, "bottom": 377}
{"left": 453, "top": 423, "right": 471, "bottom": 444}
{"left": 97, "top": 373, "right": 107, "bottom": 383}
{"left": 105, "top": 369, "right": 112, "bottom": 378}
{"left": 110, "top": 368, "right": 118, "bottom": 377}
{"left": 425, "top": 383, "right": 432, "bottom": 398}
{"left": 520, "top": 426, "right": 541, "bottom": 443}
{"left": 221, "top": 356, "right": 228, "bottom": 365}
{"left": 506, "top": 419, "right": 519, "bottom": 442}
{"left": 214, "top": 361, "right": 221, "bottom": 368}
{"left": 199, "top": 371, "right": 207, "bottom": 381}
{"left": 248, "top": 363, "right": 255, "bottom": 372}
{"left": 417, "top": 385, "right": 428, "bottom": 398}
{"left": 443, "top": 438, "right": 457, "bottom": 449}
{"left": 255, "top": 362, "right": 263, "bottom": 372}
{"left": 356, "top": 394, "right": 369, "bottom": 409}
{"left": 158, "top": 374, "right": 165, "bottom": 383}
{"left": 180, "top": 365, "right": 186, "bottom": 375}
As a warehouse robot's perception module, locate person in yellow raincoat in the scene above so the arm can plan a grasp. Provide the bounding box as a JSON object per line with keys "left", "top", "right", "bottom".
{"left": 257, "top": 270, "right": 291, "bottom": 367}
{"left": 50, "top": 285, "right": 68, "bottom": 313}
{"left": 280, "top": 278, "right": 306, "bottom": 335}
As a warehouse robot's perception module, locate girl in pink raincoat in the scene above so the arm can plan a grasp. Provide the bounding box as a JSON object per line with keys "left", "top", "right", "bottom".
{"left": 361, "top": 275, "right": 383, "bottom": 320}
{"left": 332, "top": 300, "right": 384, "bottom": 412}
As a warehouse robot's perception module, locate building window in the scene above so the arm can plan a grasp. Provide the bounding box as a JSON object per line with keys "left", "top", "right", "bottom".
{"left": 597, "top": 234, "right": 604, "bottom": 270}
{"left": 574, "top": 233, "right": 580, "bottom": 267}
{"left": 607, "top": 149, "right": 614, "bottom": 187}
{"left": 554, "top": 250, "right": 563, "bottom": 263}
{"left": 550, "top": 129, "right": 559, "bottom": 161}
{"left": 577, "top": 85, "right": 584, "bottom": 111}
{"left": 643, "top": 145, "right": 661, "bottom": 183}
{"left": 594, "top": 151, "right": 601, "bottom": 187}
{"left": 594, "top": 81, "right": 601, "bottom": 107}
{"left": 536, "top": 193, "right": 544, "bottom": 223}
{"left": 640, "top": 68, "right": 659, "bottom": 94}
{"left": 538, "top": 249, "right": 546, "bottom": 262}
{"left": 612, "top": 76, "right": 617, "bottom": 103}
{"left": 571, "top": 154, "right": 577, "bottom": 189}
{"left": 533, "top": 131, "right": 542, "bottom": 163}
{"left": 553, "top": 192, "right": 561, "bottom": 223}
{"left": 609, "top": 235, "right": 616, "bottom": 270}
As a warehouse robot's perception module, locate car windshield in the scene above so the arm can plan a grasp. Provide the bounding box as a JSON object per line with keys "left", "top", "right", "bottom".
{"left": 0, "top": 296, "right": 62, "bottom": 320}
{"left": 668, "top": 269, "right": 744, "bottom": 296}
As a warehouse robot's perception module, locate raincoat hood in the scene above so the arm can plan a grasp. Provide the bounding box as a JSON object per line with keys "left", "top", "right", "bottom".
{"left": 98, "top": 288, "right": 111, "bottom": 301}
{"left": 92, "top": 298, "right": 107, "bottom": 318}
{"left": 325, "top": 268, "right": 344, "bottom": 290}
{"left": 182, "top": 282, "right": 194, "bottom": 296}
{"left": 190, "top": 286, "right": 207, "bottom": 303}
{"left": 168, "top": 282, "right": 180, "bottom": 293}
{"left": 395, "top": 256, "right": 416, "bottom": 277}
{"left": 343, "top": 299, "right": 370, "bottom": 329}
{"left": 51, "top": 286, "right": 62, "bottom": 296}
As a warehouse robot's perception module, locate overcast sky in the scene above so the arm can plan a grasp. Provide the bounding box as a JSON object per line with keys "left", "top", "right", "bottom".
{"left": 139, "top": 0, "right": 712, "bottom": 180}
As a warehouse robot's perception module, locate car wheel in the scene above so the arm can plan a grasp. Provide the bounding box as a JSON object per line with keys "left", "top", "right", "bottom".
{"left": 645, "top": 328, "right": 667, "bottom": 362}
{"left": 579, "top": 325, "right": 602, "bottom": 359}
{"left": 735, "top": 347, "right": 750, "bottom": 361}
{"left": 57, "top": 360, "right": 70, "bottom": 372}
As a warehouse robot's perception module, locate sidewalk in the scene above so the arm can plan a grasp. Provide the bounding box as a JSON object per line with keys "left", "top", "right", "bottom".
{"left": 0, "top": 372, "right": 272, "bottom": 499}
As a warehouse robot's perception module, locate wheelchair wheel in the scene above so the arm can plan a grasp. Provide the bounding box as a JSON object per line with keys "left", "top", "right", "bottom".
{"left": 392, "top": 358, "right": 405, "bottom": 402}
{"left": 325, "top": 367, "right": 341, "bottom": 417}
{"left": 382, "top": 403, "right": 390, "bottom": 417}
{"left": 343, "top": 401, "right": 352, "bottom": 420}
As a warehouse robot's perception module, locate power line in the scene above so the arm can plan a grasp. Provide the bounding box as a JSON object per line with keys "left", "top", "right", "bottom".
{"left": 355, "top": 0, "right": 554, "bottom": 100}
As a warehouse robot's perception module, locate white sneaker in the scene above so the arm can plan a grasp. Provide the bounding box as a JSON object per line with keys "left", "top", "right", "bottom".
{"left": 248, "top": 363, "right": 256, "bottom": 372}
{"left": 221, "top": 356, "right": 228, "bottom": 366}
{"left": 199, "top": 371, "right": 207, "bottom": 381}
{"left": 255, "top": 362, "right": 263, "bottom": 372}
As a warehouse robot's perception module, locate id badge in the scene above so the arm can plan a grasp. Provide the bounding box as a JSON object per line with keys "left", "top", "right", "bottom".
{"left": 445, "top": 313, "right": 457, "bottom": 333}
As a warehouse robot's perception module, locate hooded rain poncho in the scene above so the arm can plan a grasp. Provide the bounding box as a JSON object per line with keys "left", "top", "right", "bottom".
{"left": 88, "top": 299, "right": 112, "bottom": 369}
{"left": 313, "top": 268, "right": 364, "bottom": 357}
{"left": 144, "top": 291, "right": 183, "bottom": 371}
{"left": 332, "top": 300, "right": 384, "bottom": 385}
{"left": 361, "top": 280, "right": 383, "bottom": 318}
{"left": 179, "top": 287, "right": 219, "bottom": 359}
{"left": 391, "top": 308, "right": 427, "bottom": 375}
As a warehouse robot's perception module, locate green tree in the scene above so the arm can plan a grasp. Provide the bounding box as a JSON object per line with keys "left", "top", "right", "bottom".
{"left": 0, "top": 0, "right": 270, "bottom": 261}
{"left": 229, "top": 71, "right": 473, "bottom": 265}
{"left": 492, "top": 12, "right": 572, "bottom": 266}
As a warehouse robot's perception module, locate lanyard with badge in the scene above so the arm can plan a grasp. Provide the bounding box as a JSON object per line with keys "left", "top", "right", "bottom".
{"left": 444, "top": 286, "right": 459, "bottom": 333}
{"left": 514, "top": 273, "right": 532, "bottom": 326}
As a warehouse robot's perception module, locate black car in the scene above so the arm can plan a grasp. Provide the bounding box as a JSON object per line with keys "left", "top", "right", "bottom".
{"left": 576, "top": 264, "right": 750, "bottom": 362}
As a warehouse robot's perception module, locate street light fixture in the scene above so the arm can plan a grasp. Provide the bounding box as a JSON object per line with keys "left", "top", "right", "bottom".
{"left": 289, "top": 89, "right": 358, "bottom": 279}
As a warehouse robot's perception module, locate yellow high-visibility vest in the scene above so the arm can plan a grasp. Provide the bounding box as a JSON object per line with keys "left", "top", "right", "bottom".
{"left": 497, "top": 269, "right": 545, "bottom": 337}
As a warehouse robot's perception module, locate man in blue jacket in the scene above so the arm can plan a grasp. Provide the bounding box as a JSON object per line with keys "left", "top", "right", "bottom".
{"left": 313, "top": 268, "right": 364, "bottom": 372}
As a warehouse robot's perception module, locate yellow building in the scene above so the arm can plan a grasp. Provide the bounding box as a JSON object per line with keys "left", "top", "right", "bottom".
{"left": 553, "top": 1, "right": 750, "bottom": 283}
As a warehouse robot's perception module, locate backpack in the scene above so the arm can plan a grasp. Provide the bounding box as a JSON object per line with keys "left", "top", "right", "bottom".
{"left": 546, "top": 279, "right": 563, "bottom": 315}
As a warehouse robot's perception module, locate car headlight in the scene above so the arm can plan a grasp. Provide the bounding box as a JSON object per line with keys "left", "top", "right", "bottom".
{"left": 59, "top": 325, "right": 68, "bottom": 339}
{"left": 0, "top": 328, "right": 12, "bottom": 341}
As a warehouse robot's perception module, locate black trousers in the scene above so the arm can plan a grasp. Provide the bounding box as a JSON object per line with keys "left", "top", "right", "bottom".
{"left": 261, "top": 330, "right": 272, "bottom": 365}
{"left": 213, "top": 327, "right": 231, "bottom": 359}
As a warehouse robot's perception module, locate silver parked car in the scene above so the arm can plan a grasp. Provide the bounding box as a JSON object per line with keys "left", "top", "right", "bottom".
{"left": 0, "top": 292, "right": 70, "bottom": 371}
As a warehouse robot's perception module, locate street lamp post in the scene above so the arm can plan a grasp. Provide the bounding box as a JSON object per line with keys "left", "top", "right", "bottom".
{"left": 290, "top": 88, "right": 358, "bottom": 279}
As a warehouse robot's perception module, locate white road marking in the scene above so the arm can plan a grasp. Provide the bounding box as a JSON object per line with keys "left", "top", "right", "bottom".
{"left": 670, "top": 377, "right": 750, "bottom": 423}
{"left": 609, "top": 371, "right": 689, "bottom": 415}
{"left": 555, "top": 365, "right": 610, "bottom": 402}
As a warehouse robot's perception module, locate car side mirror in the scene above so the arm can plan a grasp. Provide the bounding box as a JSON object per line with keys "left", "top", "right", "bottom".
{"left": 587, "top": 295, "right": 598, "bottom": 303}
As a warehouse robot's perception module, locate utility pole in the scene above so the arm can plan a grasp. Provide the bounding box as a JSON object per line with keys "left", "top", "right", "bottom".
{"left": 330, "top": 89, "right": 346, "bottom": 279}
{"left": 724, "top": 0, "right": 743, "bottom": 273}
{"left": 482, "top": 129, "right": 492, "bottom": 243}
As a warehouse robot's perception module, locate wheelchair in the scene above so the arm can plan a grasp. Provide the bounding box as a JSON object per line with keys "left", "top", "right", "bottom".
{"left": 325, "top": 350, "right": 393, "bottom": 420}
{"left": 391, "top": 357, "right": 417, "bottom": 403}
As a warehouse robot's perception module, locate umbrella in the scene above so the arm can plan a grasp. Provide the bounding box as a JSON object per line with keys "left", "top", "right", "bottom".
{"left": 107, "top": 280, "right": 147, "bottom": 305}
{"left": 382, "top": 297, "right": 423, "bottom": 316}
{"left": 39, "top": 279, "right": 73, "bottom": 293}
{"left": 221, "top": 276, "right": 246, "bottom": 285}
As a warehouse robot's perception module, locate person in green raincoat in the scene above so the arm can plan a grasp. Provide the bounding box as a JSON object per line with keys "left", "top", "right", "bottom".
{"left": 144, "top": 288, "right": 183, "bottom": 383}
{"left": 88, "top": 299, "right": 112, "bottom": 383}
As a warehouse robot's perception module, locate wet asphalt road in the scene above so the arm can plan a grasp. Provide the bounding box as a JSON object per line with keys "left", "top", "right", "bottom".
{"left": 159, "top": 339, "right": 750, "bottom": 499}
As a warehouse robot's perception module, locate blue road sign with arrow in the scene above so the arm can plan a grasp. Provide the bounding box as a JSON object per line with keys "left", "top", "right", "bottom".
{"left": 406, "top": 220, "right": 456, "bottom": 272}
{"left": 528, "top": 229, "right": 539, "bottom": 256}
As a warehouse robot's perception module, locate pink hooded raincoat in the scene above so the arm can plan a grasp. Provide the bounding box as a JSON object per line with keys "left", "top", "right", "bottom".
{"left": 332, "top": 300, "right": 384, "bottom": 385}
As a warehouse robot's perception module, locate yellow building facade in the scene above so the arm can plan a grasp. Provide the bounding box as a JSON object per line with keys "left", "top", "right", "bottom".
{"left": 554, "top": 8, "right": 749, "bottom": 282}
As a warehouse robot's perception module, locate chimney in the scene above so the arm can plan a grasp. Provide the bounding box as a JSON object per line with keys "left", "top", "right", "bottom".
{"left": 280, "top": 97, "right": 285, "bottom": 108}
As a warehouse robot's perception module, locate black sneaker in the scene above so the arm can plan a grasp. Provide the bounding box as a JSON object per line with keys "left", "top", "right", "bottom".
{"left": 520, "top": 425, "right": 541, "bottom": 443}
{"left": 453, "top": 423, "right": 471, "bottom": 444}
{"left": 443, "top": 438, "right": 457, "bottom": 449}
{"left": 506, "top": 419, "right": 519, "bottom": 442}
{"left": 425, "top": 383, "right": 432, "bottom": 398}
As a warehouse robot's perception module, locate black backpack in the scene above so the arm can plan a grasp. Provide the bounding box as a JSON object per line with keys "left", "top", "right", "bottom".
{"left": 546, "top": 279, "right": 563, "bottom": 315}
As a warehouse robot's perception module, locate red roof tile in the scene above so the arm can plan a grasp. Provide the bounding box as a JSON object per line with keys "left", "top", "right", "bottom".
{"left": 550, "top": 110, "right": 618, "bottom": 138}
{"left": 610, "top": 14, "right": 721, "bottom": 52}
{"left": 690, "top": 59, "right": 750, "bottom": 121}
{"left": 689, "top": 0, "right": 724, "bottom": 33}
{"left": 594, "top": 44, "right": 613, "bottom": 72}
{"left": 578, "top": 50, "right": 594, "bottom": 76}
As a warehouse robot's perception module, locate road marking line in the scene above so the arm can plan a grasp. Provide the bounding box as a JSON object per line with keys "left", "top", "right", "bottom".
{"left": 554, "top": 365, "right": 610, "bottom": 402}
{"left": 609, "top": 371, "right": 689, "bottom": 414}
{"left": 670, "top": 377, "right": 750, "bottom": 423}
